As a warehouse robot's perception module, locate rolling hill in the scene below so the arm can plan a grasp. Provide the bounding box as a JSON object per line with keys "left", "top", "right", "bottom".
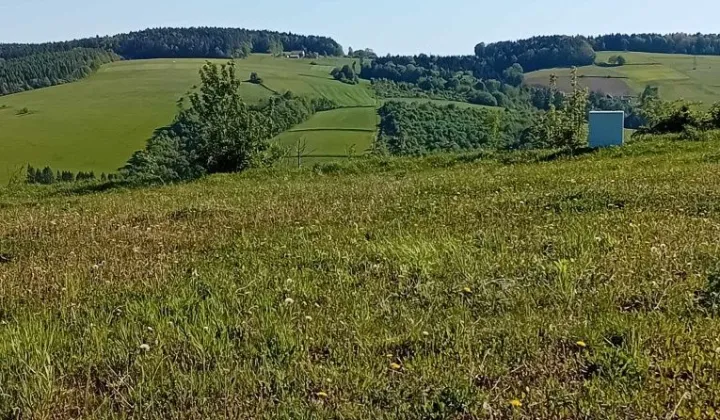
{"left": 0, "top": 55, "right": 376, "bottom": 182}
{"left": 525, "top": 51, "right": 720, "bottom": 105}
{"left": 0, "top": 54, "right": 505, "bottom": 182}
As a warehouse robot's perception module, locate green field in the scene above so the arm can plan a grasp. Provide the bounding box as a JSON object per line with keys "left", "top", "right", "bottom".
{"left": 0, "top": 55, "right": 376, "bottom": 182}
{"left": 4, "top": 136, "right": 720, "bottom": 417}
{"left": 526, "top": 51, "right": 720, "bottom": 104}
{"left": 275, "top": 106, "right": 378, "bottom": 163}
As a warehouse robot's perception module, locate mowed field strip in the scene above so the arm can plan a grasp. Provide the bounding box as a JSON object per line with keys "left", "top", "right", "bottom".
{"left": 0, "top": 55, "right": 377, "bottom": 181}
{"left": 274, "top": 106, "right": 379, "bottom": 163}
{"left": 525, "top": 51, "right": 720, "bottom": 104}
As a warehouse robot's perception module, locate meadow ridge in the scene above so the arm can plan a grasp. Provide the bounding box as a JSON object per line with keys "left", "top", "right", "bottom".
{"left": 0, "top": 54, "right": 509, "bottom": 181}
{"left": 0, "top": 55, "right": 375, "bottom": 182}
{"left": 2, "top": 136, "right": 720, "bottom": 417}
{"left": 526, "top": 51, "right": 720, "bottom": 105}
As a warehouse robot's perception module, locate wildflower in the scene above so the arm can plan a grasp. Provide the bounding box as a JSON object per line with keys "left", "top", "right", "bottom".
{"left": 422, "top": 331, "right": 430, "bottom": 336}
{"left": 316, "top": 391, "right": 328, "bottom": 398}
{"left": 139, "top": 343, "right": 150, "bottom": 352}
{"left": 576, "top": 341, "right": 587, "bottom": 348}
{"left": 284, "top": 297, "right": 295, "bottom": 305}
{"left": 389, "top": 362, "right": 402, "bottom": 370}
{"left": 509, "top": 399, "right": 522, "bottom": 407}
{"left": 462, "top": 287, "right": 472, "bottom": 294}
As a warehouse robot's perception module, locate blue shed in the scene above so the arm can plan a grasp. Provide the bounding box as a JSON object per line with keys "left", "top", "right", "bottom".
{"left": 589, "top": 111, "right": 624, "bottom": 148}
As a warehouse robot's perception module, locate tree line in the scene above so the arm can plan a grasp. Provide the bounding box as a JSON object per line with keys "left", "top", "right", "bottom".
{"left": 25, "top": 165, "right": 118, "bottom": 185}
{"left": 589, "top": 33, "right": 720, "bottom": 55}
{"left": 0, "top": 27, "right": 344, "bottom": 60}
{"left": 376, "top": 101, "right": 535, "bottom": 155}
{"left": 0, "top": 48, "right": 118, "bottom": 95}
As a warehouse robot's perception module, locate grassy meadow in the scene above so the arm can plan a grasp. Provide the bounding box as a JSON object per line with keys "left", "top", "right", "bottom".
{"left": 0, "top": 55, "right": 376, "bottom": 182}
{"left": 275, "top": 106, "right": 379, "bottom": 163}
{"left": 526, "top": 51, "right": 720, "bottom": 105}
{"left": 2, "top": 135, "right": 720, "bottom": 417}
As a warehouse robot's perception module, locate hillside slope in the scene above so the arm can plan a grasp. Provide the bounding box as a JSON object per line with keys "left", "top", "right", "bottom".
{"left": 2, "top": 137, "right": 720, "bottom": 417}
{"left": 525, "top": 51, "right": 720, "bottom": 104}
{"left": 0, "top": 55, "right": 375, "bottom": 181}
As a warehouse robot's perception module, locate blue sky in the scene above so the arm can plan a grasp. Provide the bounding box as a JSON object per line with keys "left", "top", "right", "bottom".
{"left": 1, "top": 0, "right": 718, "bottom": 55}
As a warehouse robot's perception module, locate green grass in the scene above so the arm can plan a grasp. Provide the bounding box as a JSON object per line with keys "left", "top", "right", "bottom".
{"left": 526, "top": 51, "right": 720, "bottom": 104}
{"left": 274, "top": 106, "right": 379, "bottom": 162}
{"left": 0, "top": 55, "right": 377, "bottom": 182}
{"left": 3, "top": 135, "right": 720, "bottom": 417}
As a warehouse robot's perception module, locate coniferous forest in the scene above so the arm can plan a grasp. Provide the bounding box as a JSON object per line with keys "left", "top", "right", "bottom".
{"left": 0, "top": 48, "right": 118, "bottom": 95}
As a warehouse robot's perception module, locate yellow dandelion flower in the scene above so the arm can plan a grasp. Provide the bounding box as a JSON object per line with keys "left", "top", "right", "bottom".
{"left": 576, "top": 341, "right": 587, "bottom": 348}
{"left": 509, "top": 399, "right": 522, "bottom": 407}
{"left": 389, "top": 362, "right": 402, "bottom": 370}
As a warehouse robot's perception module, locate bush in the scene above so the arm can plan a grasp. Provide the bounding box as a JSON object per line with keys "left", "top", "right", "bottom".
{"left": 681, "top": 125, "right": 710, "bottom": 141}
{"left": 468, "top": 91, "right": 497, "bottom": 107}
{"left": 249, "top": 72, "right": 263, "bottom": 84}
{"left": 331, "top": 65, "right": 359, "bottom": 85}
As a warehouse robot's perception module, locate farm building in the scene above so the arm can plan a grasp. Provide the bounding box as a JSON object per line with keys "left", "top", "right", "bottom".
{"left": 285, "top": 51, "right": 306, "bottom": 59}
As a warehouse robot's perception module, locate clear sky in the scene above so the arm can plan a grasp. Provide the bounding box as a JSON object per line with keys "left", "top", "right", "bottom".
{"left": 1, "top": 0, "right": 718, "bottom": 55}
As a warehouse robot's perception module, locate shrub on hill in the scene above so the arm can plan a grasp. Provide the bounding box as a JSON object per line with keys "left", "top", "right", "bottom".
{"left": 331, "top": 64, "right": 359, "bottom": 85}
{"left": 249, "top": 72, "right": 263, "bottom": 84}
{"left": 636, "top": 99, "right": 720, "bottom": 136}
{"left": 122, "top": 61, "right": 337, "bottom": 183}
{"left": 468, "top": 91, "right": 498, "bottom": 106}
{"left": 524, "top": 68, "right": 590, "bottom": 151}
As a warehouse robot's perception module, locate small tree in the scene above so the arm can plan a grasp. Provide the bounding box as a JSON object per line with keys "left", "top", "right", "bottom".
{"left": 40, "top": 167, "right": 55, "bottom": 184}
{"left": 564, "top": 67, "right": 590, "bottom": 151}
{"left": 531, "top": 69, "right": 589, "bottom": 152}
{"left": 26, "top": 165, "right": 36, "bottom": 184}
{"left": 295, "top": 136, "right": 308, "bottom": 168}
{"left": 616, "top": 55, "right": 627, "bottom": 66}
{"left": 249, "top": 72, "right": 263, "bottom": 84}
